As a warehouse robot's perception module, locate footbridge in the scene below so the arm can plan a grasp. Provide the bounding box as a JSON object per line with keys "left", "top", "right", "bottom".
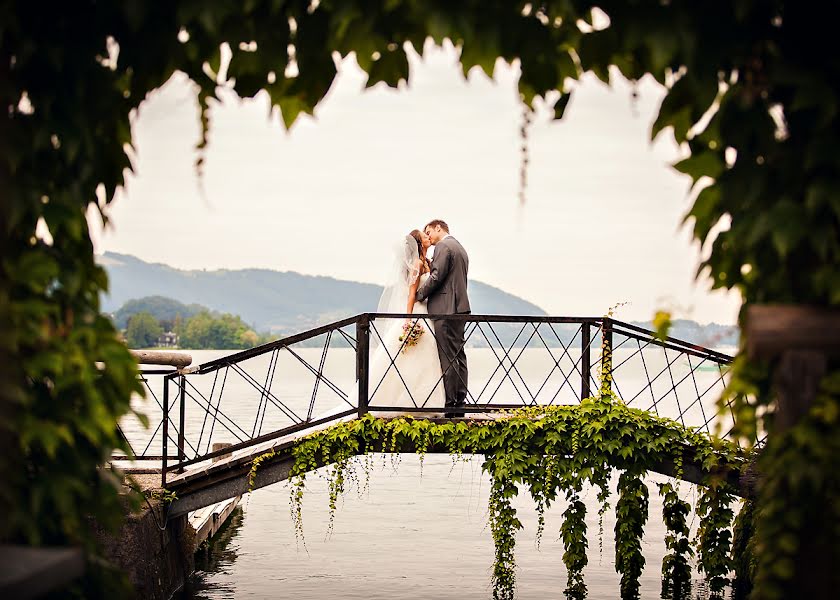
{"left": 114, "top": 314, "right": 745, "bottom": 517}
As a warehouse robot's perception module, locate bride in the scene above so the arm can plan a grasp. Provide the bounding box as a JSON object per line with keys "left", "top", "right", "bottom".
{"left": 366, "top": 230, "right": 446, "bottom": 417}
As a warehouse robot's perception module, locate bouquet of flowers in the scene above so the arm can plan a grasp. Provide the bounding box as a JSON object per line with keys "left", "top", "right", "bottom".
{"left": 398, "top": 320, "right": 425, "bottom": 353}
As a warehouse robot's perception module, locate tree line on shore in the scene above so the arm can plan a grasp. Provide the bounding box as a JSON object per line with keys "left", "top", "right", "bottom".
{"left": 118, "top": 297, "right": 272, "bottom": 349}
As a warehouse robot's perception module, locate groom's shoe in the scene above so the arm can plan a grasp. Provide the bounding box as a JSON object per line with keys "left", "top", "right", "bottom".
{"left": 445, "top": 402, "right": 466, "bottom": 419}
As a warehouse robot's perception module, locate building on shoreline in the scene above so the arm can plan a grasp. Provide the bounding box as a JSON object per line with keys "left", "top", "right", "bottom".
{"left": 156, "top": 331, "right": 178, "bottom": 348}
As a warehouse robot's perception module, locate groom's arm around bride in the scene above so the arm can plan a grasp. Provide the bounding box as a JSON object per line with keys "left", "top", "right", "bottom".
{"left": 416, "top": 220, "right": 470, "bottom": 416}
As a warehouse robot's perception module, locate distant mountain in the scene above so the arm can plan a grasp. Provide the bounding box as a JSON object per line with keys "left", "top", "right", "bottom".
{"left": 99, "top": 252, "right": 547, "bottom": 333}
{"left": 630, "top": 319, "right": 739, "bottom": 348}
{"left": 100, "top": 253, "right": 739, "bottom": 348}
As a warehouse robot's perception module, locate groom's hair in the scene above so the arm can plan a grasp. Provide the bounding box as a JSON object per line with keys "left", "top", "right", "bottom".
{"left": 425, "top": 219, "right": 449, "bottom": 232}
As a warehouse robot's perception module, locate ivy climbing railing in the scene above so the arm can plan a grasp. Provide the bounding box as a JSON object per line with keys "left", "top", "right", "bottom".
{"left": 113, "top": 314, "right": 735, "bottom": 485}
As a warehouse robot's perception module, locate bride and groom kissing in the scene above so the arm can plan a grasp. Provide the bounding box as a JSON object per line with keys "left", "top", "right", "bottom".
{"left": 369, "top": 219, "right": 470, "bottom": 419}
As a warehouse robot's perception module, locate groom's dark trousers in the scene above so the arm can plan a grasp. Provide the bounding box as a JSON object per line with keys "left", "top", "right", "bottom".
{"left": 433, "top": 316, "right": 469, "bottom": 415}
{"left": 414, "top": 235, "right": 471, "bottom": 418}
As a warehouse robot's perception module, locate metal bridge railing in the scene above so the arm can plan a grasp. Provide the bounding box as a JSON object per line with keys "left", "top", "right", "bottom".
{"left": 111, "top": 367, "right": 184, "bottom": 471}
{"left": 113, "top": 314, "right": 734, "bottom": 486}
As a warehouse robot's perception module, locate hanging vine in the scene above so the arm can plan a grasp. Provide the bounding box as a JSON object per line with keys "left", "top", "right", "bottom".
{"left": 560, "top": 488, "right": 588, "bottom": 600}
{"left": 695, "top": 483, "right": 736, "bottom": 598}
{"left": 241, "top": 391, "right": 746, "bottom": 599}
{"left": 658, "top": 482, "right": 693, "bottom": 600}
{"left": 731, "top": 499, "right": 756, "bottom": 600}
{"left": 614, "top": 470, "right": 649, "bottom": 600}
{"left": 487, "top": 467, "right": 520, "bottom": 600}
{"left": 6, "top": 4, "right": 837, "bottom": 596}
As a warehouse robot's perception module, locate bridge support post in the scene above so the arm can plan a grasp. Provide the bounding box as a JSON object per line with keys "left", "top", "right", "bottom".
{"left": 581, "top": 323, "right": 591, "bottom": 400}
{"left": 356, "top": 314, "right": 370, "bottom": 416}
{"left": 162, "top": 375, "right": 169, "bottom": 487}
{"left": 177, "top": 374, "right": 186, "bottom": 473}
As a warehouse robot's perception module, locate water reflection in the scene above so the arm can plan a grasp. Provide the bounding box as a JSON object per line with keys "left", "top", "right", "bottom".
{"left": 183, "top": 507, "right": 244, "bottom": 599}
{"left": 177, "top": 456, "right": 732, "bottom": 599}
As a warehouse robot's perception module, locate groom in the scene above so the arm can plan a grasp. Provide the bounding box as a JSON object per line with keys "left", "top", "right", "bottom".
{"left": 416, "top": 219, "right": 470, "bottom": 418}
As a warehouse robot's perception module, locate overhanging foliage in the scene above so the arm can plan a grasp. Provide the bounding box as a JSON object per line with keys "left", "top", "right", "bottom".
{"left": 2, "top": 1, "right": 839, "bottom": 597}
{"left": 276, "top": 397, "right": 744, "bottom": 599}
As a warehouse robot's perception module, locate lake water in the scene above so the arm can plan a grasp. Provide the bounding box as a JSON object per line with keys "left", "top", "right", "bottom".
{"left": 122, "top": 346, "right": 735, "bottom": 599}
{"left": 182, "top": 458, "right": 728, "bottom": 600}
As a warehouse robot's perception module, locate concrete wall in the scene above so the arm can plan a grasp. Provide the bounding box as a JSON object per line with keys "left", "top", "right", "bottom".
{"left": 95, "top": 498, "right": 195, "bottom": 600}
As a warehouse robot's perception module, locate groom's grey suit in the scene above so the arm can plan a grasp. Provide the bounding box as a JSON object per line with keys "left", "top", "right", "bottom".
{"left": 416, "top": 236, "right": 470, "bottom": 415}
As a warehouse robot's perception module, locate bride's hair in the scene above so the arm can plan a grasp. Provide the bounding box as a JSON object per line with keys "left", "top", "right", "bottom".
{"left": 408, "top": 229, "right": 430, "bottom": 273}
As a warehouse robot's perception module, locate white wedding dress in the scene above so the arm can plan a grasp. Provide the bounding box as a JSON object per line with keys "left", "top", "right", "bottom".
{"left": 367, "top": 273, "right": 446, "bottom": 418}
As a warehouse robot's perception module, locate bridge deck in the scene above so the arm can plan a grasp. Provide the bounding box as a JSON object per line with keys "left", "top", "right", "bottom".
{"left": 165, "top": 413, "right": 748, "bottom": 518}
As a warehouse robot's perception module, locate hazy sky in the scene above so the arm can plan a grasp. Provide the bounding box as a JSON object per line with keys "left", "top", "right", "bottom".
{"left": 90, "top": 42, "right": 740, "bottom": 324}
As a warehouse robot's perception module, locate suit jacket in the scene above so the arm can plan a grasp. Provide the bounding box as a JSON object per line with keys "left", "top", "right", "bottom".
{"left": 416, "top": 236, "right": 470, "bottom": 315}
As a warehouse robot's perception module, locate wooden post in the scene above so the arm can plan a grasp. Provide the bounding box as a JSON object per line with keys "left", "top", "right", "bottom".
{"left": 211, "top": 442, "right": 233, "bottom": 464}
{"left": 746, "top": 304, "right": 840, "bottom": 361}
{"left": 746, "top": 305, "right": 839, "bottom": 433}
{"left": 745, "top": 304, "right": 840, "bottom": 597}
{"left": 774, "top": 350, "right": 827, "bottom": 432}
{"left": 130, "top": 350, "right": 192, "bottom": 368}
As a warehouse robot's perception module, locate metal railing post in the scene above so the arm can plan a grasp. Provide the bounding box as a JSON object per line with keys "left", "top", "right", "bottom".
{"left": 601, "top": 318, "right": 613, "bottom": 395}
{"left": 162, "top": 374, "right": 169, "bottom": 487}
{"left": 177, "top": 373, "right": 186, "bottom": 472}
{"left": 581, "top": 322, "right": 591, "bottom": 400}
{"left": 356, "top": 314, "right": 370, "bottom": 416}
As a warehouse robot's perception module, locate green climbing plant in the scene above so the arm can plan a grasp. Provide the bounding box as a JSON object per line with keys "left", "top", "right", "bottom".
{"left": 659, "top": 482, "right": 693, "bottom": 600}
{"left": 696, "top": 482, "right": 736, "bottom": 598}
{"left": 248, "top": 449, "right": 276, "bottom": 490}
{"left": 614, "top": 470, "right": 649, "bottom": 600}
{"left": 559, "top": 486, "right": 588, "bottom": 600}
{"left": 5, "top": 2, "right": 838, "bottom": 595}
{"left": 731, "top": 499, "right": 756, "bottom": 600}
{"left": 245, "top": 389, "right": 746, "bottom": 600}
{"left": 488, "top": 467, "right": 519, "bottom": 600}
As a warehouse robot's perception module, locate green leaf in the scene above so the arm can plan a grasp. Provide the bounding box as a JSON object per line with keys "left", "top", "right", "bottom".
{"left": 553, "top": 92, "right": 572, "bottom": 120}
{"left": 673, "top": 151, "right": 724, "bottom": 185}
{"left": 652, "top": 311, "right": 672, "bottom": 341}
{"left": 685, "top": 184, "right": 722, "bottom": 242}
{"left": 652, "top": 72, "right": 717, "bottom": 143}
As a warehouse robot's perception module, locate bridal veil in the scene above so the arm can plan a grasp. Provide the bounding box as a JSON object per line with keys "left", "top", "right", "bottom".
{"left": 376, "top": 235, "right": 420, "bottom": 315}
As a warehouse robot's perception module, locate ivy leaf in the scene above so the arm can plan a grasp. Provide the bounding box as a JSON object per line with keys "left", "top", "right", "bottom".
{"left": 553, "top": 92, "right": 572, "bottom": 120}
{"left": 673, "top": 151, "right": 724, "bottom": 186}
{"left": 769, "top": 202, "right": 807, "bottom": 258}
{"left": 652, "top": 71, "right": 717, "bottom": 144}
{"left": 652, "top": 311, "right": 672, "bottom": 341}
{"left": 684, "top": 184, "right": 722, "bottom": 242}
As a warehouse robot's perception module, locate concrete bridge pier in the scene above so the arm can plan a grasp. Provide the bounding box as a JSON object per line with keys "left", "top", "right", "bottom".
{"left": 94, "top": 487, "right": 195, "bottom": 600}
